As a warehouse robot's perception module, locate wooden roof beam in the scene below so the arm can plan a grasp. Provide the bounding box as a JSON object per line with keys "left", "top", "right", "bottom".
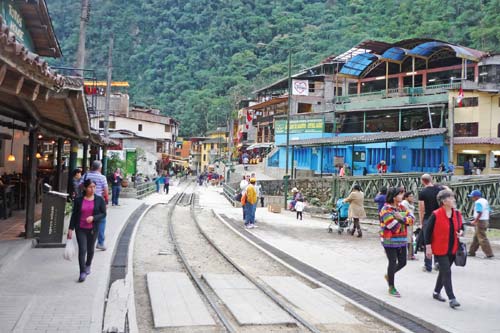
{"left": 65, "top": 97, "right": 84, "bottom": 138}
{"left": 17, "top": 97, "right": 41, "bottom": 123}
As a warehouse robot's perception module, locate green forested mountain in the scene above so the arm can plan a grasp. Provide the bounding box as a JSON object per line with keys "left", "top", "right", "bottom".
{"left": 46, "top": 0, "right": 500, "bottom": 136}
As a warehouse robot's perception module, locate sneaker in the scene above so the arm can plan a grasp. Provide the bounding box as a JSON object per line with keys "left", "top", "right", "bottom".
{"left": 433, "top": 292, "right": 446, "bottom": 302}
{"left": 449, "top": 299, "right": 461, "bottom": 309}
{"left": 468, "top": 252, "right": 476, "bottom": 257}
{"left": 96, "top": 244, "right": 107, "bottom": 251}
{"left": 85, "top": 265, "right": 91, "bottom": 275}
{"left": 244, "top": 224, "right": 251, "bottom": 229}
{"left": 78, "top": 272, "right": 87, "bottom": 282}
{"left": 252, "top": 224, "right": 258, "bottom": 228}
{"left": 422, "top": 266, "right": 432, "bottom": 272}
{"left": 409, "top": 255, "right": 418, "bottom": 261}
{"left": 388, "top": 286, "right": 401, "bottom": 297}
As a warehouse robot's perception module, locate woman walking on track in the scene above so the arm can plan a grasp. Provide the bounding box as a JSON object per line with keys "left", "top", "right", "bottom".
{"left": 67, "top": 179, "right": 107, "bottom": 282}
{"left": 424, "top": 189, "right": 463, "bottom": 308}
{"left": 380, "top": 186, "right": 415, "bottom": 297}
{"left": 343, "top": 184, "right": 366, "bottom": 237}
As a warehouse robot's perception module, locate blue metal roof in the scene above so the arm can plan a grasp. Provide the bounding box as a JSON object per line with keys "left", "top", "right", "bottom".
{"left": 339, "top": 53, "right": 378, "bottom": 77}
{"left": 407, "top": 41, "right": 482, "bottom": 61}
{"left": 381, "top": 47, "right": 406, "bottom": 62}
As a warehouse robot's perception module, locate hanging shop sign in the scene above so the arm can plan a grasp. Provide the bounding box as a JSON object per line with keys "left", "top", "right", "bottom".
{"left": 275, "top": 118, "right": 324, "bottom": 134}
{"left": 0, "top": 1, "right": 35, "bottom": 51}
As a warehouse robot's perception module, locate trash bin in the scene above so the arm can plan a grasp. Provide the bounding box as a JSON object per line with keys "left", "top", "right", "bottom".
{"left": 38, "top": 190, "right": 69, "bottom": 247}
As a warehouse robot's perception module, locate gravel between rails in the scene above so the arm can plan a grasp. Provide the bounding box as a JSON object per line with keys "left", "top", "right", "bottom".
{"left": 176, "top": 197, "right": 304, "bottom": 333}
{"left": 197, "top": 208, "right": 397, "bottom": 333}
{"left": 133, "top": 204, "right": 224, "bottom": 333}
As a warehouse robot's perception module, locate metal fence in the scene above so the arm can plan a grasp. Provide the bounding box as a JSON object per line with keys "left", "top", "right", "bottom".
{"left": 135, "top": 181, "right": 156, "bottom": 199}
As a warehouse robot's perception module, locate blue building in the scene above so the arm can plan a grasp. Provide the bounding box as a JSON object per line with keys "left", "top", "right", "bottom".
{"left": 257, "top": 38, "right": 492, "bottom": 175}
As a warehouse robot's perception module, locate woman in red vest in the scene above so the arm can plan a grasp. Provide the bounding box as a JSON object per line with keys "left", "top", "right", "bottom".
{"left": 424, "top": 189, "right": 464, "bottom": 309}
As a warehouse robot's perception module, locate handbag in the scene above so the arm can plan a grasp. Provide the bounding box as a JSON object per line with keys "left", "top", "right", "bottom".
{"left": 455, "top": 241, "right": 467, "bottom": 267}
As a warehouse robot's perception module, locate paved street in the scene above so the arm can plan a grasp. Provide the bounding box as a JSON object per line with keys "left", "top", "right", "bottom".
{"left": 198, "top": 184, "right": 500, "bottom": 333}
{"left": 0, "top": 179, "right": 498, "bottom": 332}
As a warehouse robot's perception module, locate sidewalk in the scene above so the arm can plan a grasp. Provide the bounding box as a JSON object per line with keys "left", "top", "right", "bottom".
{"left": 0, "top": 198, "right": 144, "bottom": 333}
{"left": 198, "top": 186, "right": 500, "bottom": 333}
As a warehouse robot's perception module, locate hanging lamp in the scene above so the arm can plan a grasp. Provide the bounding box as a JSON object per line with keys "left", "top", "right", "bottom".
{"left": 7, "top": 119, "right": 15, "bottom": 162}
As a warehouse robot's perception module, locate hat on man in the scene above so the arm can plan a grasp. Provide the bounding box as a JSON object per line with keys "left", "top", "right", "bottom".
{"left": 291, "top": 187, "right": 299, "bottom": 193}
{"left": 249, "top": 178, "right": 256, "bottom": 183}
{"left": 468, "top": 190, "right": 482, "bottom": 198}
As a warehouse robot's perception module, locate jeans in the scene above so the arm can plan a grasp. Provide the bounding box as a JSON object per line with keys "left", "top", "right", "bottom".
{"left": 423, "top": 219, "right": 433, "bottom": 271}
{"left": 244, "top": 203, "right": 255, "bottom": 226}
{"left": 164, "top": 183, "right": 169, "bottom": 194}
{"left": 76, "top": 228, "right": 98, "bottom": 273}
{"left": 434, "top": 254, "right": 456, "bottom": 299}
{"left": 296, "top": 211, "right": 303, "bottom": 220}
{"left": 384, "top": 247, "right": 407, "bottom": 287}
{"left": 111, "top": 186, "right": 121, "bottom": 205}
{"left": 98, "top": 218, "right": 106, "bottom": 246}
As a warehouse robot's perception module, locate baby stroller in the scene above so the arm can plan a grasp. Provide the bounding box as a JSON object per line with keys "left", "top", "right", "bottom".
{"left": 328, "top": 198, "right": 351, "bottom": 234}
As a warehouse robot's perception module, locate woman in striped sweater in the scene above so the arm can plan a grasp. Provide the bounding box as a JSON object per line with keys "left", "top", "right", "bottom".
{"left": 380, "top": 186, "right": 415, "bottom": 297}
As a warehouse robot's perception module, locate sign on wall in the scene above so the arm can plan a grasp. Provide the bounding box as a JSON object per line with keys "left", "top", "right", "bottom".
{"left": 0, "top": 1, "right": 35, "bottom": 51}
{"left": 292, "top": 79, "right": 309, "bottom": 96}
{"left": 275, "top": 118, "right": 324, "bottom": 134}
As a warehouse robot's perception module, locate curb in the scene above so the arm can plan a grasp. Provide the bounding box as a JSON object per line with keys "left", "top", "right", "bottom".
{"left": 212, "top": 210, "right": 442, "bottom": 333}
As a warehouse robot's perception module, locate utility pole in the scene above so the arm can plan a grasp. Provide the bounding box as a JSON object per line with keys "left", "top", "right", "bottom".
{"left": 75, "top": 0, "right": 90, "bottom": 74}
{"left": 103, "top": 35, "right": 114, "bottom": 174}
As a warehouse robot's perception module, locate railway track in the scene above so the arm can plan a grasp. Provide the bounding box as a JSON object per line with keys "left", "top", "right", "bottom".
{"left": 167, "top": 183, "right": 318, "bottom": 332}
{"left": 132, "top": 183, "right": 404, "bottom": 332}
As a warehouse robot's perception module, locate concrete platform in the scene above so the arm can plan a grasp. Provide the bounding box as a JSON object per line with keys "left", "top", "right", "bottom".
{"left": 147, "top": 272, "right": 215, "bottom": 328}
{"left": 261, "top": 276, "right": 360, "bottom": 325}
{"left": 203, "top": 273, "right": 294, "bottom": 325}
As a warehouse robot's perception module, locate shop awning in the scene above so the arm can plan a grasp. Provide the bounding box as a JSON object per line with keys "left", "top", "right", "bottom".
{"left": 246, "top": 142, "right": 274, "bottom": 150}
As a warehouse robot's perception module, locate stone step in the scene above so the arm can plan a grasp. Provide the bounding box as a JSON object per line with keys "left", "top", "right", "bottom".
{"left": 147, "top": 272, "right": 215, "bottom": 328}
{"left": 202, "top": 273, "right": 295, "bottom": 326}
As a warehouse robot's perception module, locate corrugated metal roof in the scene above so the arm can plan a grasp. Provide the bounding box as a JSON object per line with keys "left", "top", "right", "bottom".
{"left": 278, "top": 128, "right": 447, "bottom": 147}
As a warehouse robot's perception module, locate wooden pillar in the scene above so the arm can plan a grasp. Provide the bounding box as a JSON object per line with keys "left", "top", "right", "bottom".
{"left": 82, "top": 142, "right": 88, "bottom": 173}
{"left": 67, "top": 140, "right": 78, "bottom": 194}
{"left": 474, "top": 64, "right": 479, "bottom": 83}
{"left": 385, "top": 61, "right": 389, "bottom": 97}
{"left": 55, "top": 138, "right": 63, "bottom": 191}
{"left": 422, "top": 71, "right": 427, "bottom": 89}
{"left": 398, "top": 75, "right": 404, "bottom": 94}
{"left": 357, "top": 80, "right": 361, "bottom": 95}
{"left": 25, "top": 128, "right": 38, "bottom": 239}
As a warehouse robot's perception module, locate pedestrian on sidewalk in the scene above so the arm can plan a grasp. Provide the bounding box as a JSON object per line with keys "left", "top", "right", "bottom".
{"left": 241, "top": 178, "right": 257, "bottom": 228}
{"left": 295, "top": 198, "right": 305, "bottom": 220}
{"left": 67, "top": 179, "right": 107, "bottom": 282}
{"left": 468, "top": 190, "right": 494, "bottom": 258}
{"left": 155, "top": 174, "right": 164, "bottom": 192}
{"left": 164, "top": 174, "right": 170, "bottom": 194}
{"left": 70, "top": 168, "right": 82, "bottom": 200}
{"left": 239, "top": 175, "right": 249, "bottom": 220}
{"left": 418, "top": 174, "right": 446, "bottom": 272}
{"left": 374, "top": 186, "right": 387, "bottom": 214}
{"left": 401, "top": 191, "right": 417, "bottom": 260}
{"left": 80, "top": 160, "right": 109, "bottom": 251}
{"left": 380, "top": 186, "right": 414, "bottom": 297}
{"left": 424, "top": 189, "right": 463, "bottom": 308}
{"left": 111, "top": 168, "right": 123, "bottom": 206}
{"left": 343, "top": 184, "right": 366, "bottom": 237}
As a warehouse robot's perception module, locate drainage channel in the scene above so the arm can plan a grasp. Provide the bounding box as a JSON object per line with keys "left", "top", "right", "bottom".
{"left": 109, "top": 203, "right": 148, "bottom": 287}
{"left": 220, "top": 214, "right": 445, "bottom": 333}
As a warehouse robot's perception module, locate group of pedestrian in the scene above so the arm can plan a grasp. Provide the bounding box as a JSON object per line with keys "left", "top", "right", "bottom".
{"left": 239, "top": 173, "right": 261, "bottom": 228}
{"left": 379, "top": 173, "right": 494, "bottom": 309}
{"left": 155, "top": 173, "right": 170, "bottom": 194}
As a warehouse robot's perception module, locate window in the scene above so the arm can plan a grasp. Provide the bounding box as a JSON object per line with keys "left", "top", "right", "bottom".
{"left": 298, "top": 103, "right": 312, "bottom": 113}
{"left": 455, "top": 97, "right": 478, "bottom": 108}
{"left": 203, "top": 154, "right": 206, "bottom": 162}
{"left": 165, "top": 124, "right": 170, "bottom": 132}
{"left": 98, "top": 120, "right": 116, "bottom": 129}
{"left": 156, "top": 142, "right": 163, "bottom": 153}
{"left": 454, "top": 123, "right": 478, "bottom": 137}
{"left": 138, "top": 124, "right": 143, "bottom": 131}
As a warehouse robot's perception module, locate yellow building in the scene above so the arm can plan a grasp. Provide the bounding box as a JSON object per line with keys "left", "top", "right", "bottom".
{"left": 451, "top": 59, "right": 500, "bottom": 175}
{"left": 200, "top": 128, "right": 228, "bottom": 171}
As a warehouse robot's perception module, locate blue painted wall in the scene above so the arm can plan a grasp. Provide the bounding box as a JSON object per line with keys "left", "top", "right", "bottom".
{"left": 275, "top": 132, "right": 448, "bottom": 174}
